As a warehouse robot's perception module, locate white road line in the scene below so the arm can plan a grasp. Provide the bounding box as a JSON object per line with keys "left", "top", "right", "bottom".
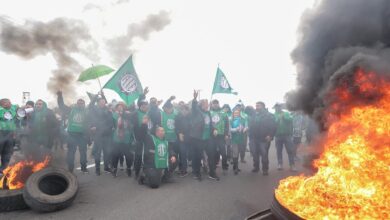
{"left": 76, "top": 162, "right": 103, "bottom": 170}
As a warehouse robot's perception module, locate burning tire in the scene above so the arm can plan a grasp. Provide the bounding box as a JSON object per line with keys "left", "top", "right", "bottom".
{"left": 0, "top": 189, "right": 28, "bottom": 212}
{"left": 22, "top": 167, "right": 78, "bottom": 212}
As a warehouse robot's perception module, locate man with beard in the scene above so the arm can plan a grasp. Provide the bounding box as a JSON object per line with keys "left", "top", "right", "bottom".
{"left": 248, "top": 102, "right": 276, "bottom": 175}
{"left": 28, "top": 99, "right": 58, "bottom": 157}
{"left": 89, "top": 94, "right": 114, "bottom": 176}
{"left": 274, "top": 103, "right": 296, "bottom": 172}
{"left": 111, "top": 102, "right": 134, "bottom": 178}
{"left": 0, "top": 99, "right": 18, "bottom": 176}
{"left": 57, "top": 91, "right": 89, "bottom": 173}
{"left": 210, "top": 100, "right": 229, "bottom": 173}
{"left": 138, "top": 126, "right": 177, "bottom": 188}
{"left": 189, "top": 91, "right": 219, "bottom": 181}
{"left": 175, "top": 104, "right": 191, "bottom": 177}
{"left": 130, "top": 87, "right": 151, "bottom": 178}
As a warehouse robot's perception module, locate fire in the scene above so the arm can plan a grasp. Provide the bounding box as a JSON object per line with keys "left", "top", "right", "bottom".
{"left": 0, "top": 156, "right": 50, "bottom": 190}
{"left": 275, "top": 70, "right": 390, "bottom": 219}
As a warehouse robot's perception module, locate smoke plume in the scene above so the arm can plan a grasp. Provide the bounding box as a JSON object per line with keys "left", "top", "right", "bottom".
{"left": 0, "top": 17, "right": 98, "bottom": 100}
{"left": 106, "top": 10, "right": 171, "bottom": 66}
{"left": 286, "top": 0, "right": 390, "bottom": 124}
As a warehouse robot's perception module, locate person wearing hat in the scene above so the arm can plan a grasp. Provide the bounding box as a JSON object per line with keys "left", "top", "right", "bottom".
{"left": 88, "top": 92, "right": 114, "bottom": 175}
{"left": 138, "top": 126, "right": 177, "bottom": 188}
{"left": 0, "top": 98, "right": 18, "bottom": 176}
{"left": 273, "top": 103, "right": 296, "bottom": 172}
{"left": 57, "top": 91, "right": 90, "bottom": 173}
{"left": 111, "top": 102, "right": 134, "bottom": 177}
{"left": 130, "top": 87, "right": 151, "bottom": 178}
{"left": 210, "top": 100, "right": 230, "bottom": 173}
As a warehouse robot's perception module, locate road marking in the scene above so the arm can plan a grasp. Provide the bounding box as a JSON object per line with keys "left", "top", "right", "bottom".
{"left": 76, "top": 162, "right": 103, "bottom": 170}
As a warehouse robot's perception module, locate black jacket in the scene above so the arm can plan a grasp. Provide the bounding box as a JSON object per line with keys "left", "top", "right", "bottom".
{"left": 189, "top": 99, "right": 213, "bottom": 140}
{"left": 129, "top": 110, "right": 148, "bottom": 143}
{"left": 248, "top": 109, "right": 277, "bottom": 141}
{"left": 88, "top": 105, "right": 113, "bottom": 137}
{"left": 175, "top": 113, "right": 191, "bottom": 140}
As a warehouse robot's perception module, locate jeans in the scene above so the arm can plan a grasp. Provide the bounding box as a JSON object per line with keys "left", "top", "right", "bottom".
{"left": 239, "top": 135, "right": 247, "bottom": 161}
{"left": 213, "top": 135, "right": 228, "bottom": 170}
{"left": 202, "top": 139, "right": 216, "bottom": 176}
{"left": 293, "top": 136, "right": 302, "bottom": 159}
{"left": 134, "top": 141, "right": 143, "bottom": 177}
{"left": 92, "top": 136, "right": 111, "bottom": 171}
{"left": 189, "top": 138, "right": 203, "bottom": 175}
{"left": 179, "top": 140, "right": 188, "bottom": 172}
{"left": 250, "top": 139, "right": 271, "bottom": 172}
{"left": 66, "top": 132, "right": 87, "bottom": 171}
{"left": 275, "top": 135, "right": 295, "bottom": 166}
{"left": 111, "top": 142, "right": 133, "bottom": 170}
{"left": 0, "top": 132, "right": 14, "bottom": 173}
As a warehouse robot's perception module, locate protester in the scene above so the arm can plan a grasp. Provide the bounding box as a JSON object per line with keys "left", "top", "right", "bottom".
{"left": 0, "top": 98, "right": 18, "bottom": 176}
{"left": 210, "top": 100, "right": 229, "bottom": 173}
{"left": 57, "top": 91, "right": 89, "bottom": 173}
{"left": 111, "top": 102, "right": 134, "bottom": 177}
{"left": 161, "top": 96, "right": 179, "bottom": 169}
{"left": 292, "top": 111, "right": 306, "bottom": 161}
{"left": 189, "top": 91, "right": 219, "bottom": 181}
{"left": 222, "top": 104, "right": 233, "bottom": 164}
{"left": 138, "top": 126, "right": 177, "bottom": 188}
{"left": 130, "top": 87, "right": 150, "bottom": 178}
{"left": 148, "top": 97, "right": 162, "bottom": 135}
{"left": 28, "top": 99, "right": 58, "bottom": 157}
{"left": 234, "top": 102, "right": 248, "bottom": 163}
{"left": 89, "top": 94, "right": 114, "bottom": 175}
{"left": 230, "top": 108, "right": 248, "bottom": 175}
{"left": 175, "top": 104, "right": 191, "bottom": 177}
{"left": 273, "top": 103, "right": 296, "bottom": 171}
{"left": 248, "top": 102, "right": 276, "bottom": 175}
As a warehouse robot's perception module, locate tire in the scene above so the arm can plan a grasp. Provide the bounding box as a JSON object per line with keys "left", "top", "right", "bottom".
{"left": 23, "top": 167, "right": 78, "bottom": 212}
{"left": 0, "top": 189, "right": 28, "bottom": 212}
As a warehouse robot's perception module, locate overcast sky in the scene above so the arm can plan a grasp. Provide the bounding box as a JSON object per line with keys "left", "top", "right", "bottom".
{"left": 0, "top": 0, "right": 315, "bottom": 108}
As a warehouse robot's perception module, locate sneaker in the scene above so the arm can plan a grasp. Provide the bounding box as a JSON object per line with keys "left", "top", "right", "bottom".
{"left": 104, "top": 167, "right": 111, "bottom": 174}
{"left": 252, "top": 168, "right": 259, "bottom": 173}
{"left": 290, "top": 165, "right": 298, "bottom": 172}
{"left": 126, "top": 168, "right": 132, "bottom": 177}
{"left": 179, "top": 171, "right": 188, "bottom": 178}
{"left": 208, "top": 174, "right": 220, "bottom": 181}
{"left": 193, "top": 174, "right": 202, "bottom": 181}
{"left": 277, "top": 164, "right": 283, "bottom": 171}
{"left": 95, "top": 170, "right": 101, "bottom": 176}
{"left": 112, "top": 169, "right": 117, "bottom": 178}
{"left": 263, "top": 171, "right": 269, "bottom": 176}
{"left": 81, "top": 167, "right": 89, "bottom": 174}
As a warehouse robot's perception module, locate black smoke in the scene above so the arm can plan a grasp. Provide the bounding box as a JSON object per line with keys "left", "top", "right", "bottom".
{"left": 106, "top": 10, "right": 171, "bottom": 66}
{"left": 0, "top": 17, "right": 99, "bottom": 101}
{"left": 286, "top": 0, "right": 390, "bottom": 123}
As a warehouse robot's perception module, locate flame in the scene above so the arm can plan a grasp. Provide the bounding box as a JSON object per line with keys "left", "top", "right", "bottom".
{"left": 275, "top": 70, "right": 390, "bottom": 219}
{"left": 0, "top": 156, "right": 50, "bottom": 190}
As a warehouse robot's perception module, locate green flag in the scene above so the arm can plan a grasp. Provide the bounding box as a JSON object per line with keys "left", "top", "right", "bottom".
{"left": 212, "top": 67, "right": 237, "bottom": 95}
{"left": 103, "top": 55, "right": 143, "bottom": 105}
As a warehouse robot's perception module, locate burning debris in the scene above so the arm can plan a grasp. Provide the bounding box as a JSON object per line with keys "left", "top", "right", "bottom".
{"left": 276, "top": 0, "right": 390, "bottom": 219}
{"left": 0, "top": 156, "right": 50, "bottom": 190}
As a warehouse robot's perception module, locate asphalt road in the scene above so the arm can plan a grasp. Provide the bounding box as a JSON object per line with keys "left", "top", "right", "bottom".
{"left": 1, "top": 143, "right": 311, "bottom": 220}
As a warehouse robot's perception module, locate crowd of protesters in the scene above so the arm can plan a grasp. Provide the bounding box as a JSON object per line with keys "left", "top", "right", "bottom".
{"left": 0, "top": 89, "right": 318, "bottom": 188}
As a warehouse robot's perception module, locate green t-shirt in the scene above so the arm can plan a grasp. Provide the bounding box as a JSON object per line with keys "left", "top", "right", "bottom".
{"left": 161, "top": 111, "right": 177, "bottom": 142}
{"left": 152, "top": 135, "right": 169, "bottom": 169}
{"left": 0, "top": 105, "right": 17, "bottom": 131}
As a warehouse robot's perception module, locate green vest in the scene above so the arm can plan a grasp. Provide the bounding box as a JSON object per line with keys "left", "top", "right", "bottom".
{"left": 211, "top": 110, "right": 226, "bottom": 135}
{"left": 161, "top": 111, "right": 177, "bottom": 142}
{"left": 274, "top": 111, "right": 293, "bottom": 136}
{"left": 231, "top": 117, "right": 246, "bottom": 144}
{"left": 152, "top": 135, "right": 169, "bottom": 169}
{"left": 113, "top": 112, "right": 134, "bottom": 144}
{"left": 0, "top": 105, "right": 17, "bottom": 131}
{"left": 67, "top": 107, "right": 86, "bottom": 133}
{"left": 201, "top": 111, "right": 211, "bottom": 140}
